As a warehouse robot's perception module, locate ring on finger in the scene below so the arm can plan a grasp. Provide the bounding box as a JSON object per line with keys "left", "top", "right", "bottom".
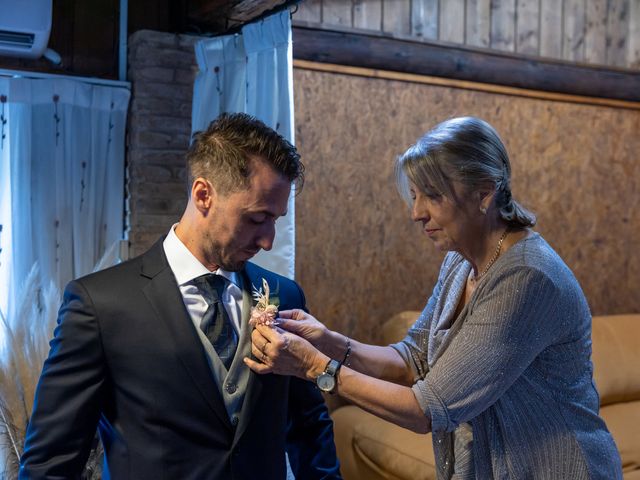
{"left": 261, "top": 351, "right": 268, "bottom": 362}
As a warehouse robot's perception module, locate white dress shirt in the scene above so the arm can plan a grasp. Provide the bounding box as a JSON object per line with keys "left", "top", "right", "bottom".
{"left": 163, "top": 225, "right": 243, "bottom": 333}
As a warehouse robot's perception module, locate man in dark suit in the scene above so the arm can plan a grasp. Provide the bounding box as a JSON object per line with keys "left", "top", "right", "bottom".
{"left": 20, "top": 113, "right": 341, "bottom": 479}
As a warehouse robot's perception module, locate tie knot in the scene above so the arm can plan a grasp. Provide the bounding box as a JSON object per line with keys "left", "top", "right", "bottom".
{"left": 193, "top": 274, "right": 227, "bottom": 304}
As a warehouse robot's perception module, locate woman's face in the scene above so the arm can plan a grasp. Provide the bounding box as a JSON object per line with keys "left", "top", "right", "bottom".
{"left": 409, "top": 181, "right": 479, "bottom": 253}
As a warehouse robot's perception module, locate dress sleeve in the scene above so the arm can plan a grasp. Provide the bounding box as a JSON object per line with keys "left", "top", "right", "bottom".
{"left": 412, "top": 265, "right": 561, "bottom": 432}
{"left": 390, "top": 253, "right": 454, "bottom": 381}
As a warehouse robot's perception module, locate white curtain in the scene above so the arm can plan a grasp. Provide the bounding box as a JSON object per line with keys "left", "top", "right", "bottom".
{"left": 191, "top": 10, "right": 296, "bottom": 279}
{"left": 0, "top": 77, "right": 130, "bottom": 319}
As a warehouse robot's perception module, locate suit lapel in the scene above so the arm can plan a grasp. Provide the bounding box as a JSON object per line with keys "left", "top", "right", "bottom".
{"left": 140, "top": 240, "right": 233, "bottom": 433}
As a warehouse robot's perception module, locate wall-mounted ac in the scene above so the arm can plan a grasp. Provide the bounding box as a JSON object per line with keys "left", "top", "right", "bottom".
{"left": 0, "top": 0, "right": 53, "bottom": 59}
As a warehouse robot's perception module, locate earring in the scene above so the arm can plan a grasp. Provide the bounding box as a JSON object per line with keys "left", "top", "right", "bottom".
{"left": 480, "top": 206, "right": 487, "bottom": 214}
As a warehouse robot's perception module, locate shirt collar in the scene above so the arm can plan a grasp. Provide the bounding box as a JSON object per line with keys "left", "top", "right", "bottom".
{"left": 163, "top": 224, "right": 241, "bottom": 288}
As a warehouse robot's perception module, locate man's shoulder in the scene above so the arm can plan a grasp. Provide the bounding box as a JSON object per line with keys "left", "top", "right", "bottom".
{"left": 243, "top": 262, "right": 304, "bottom": 308}
{"left": 71, "top": 239, "right": 164, "bottom": 290}
{"left": 244, "top": 262, "right": 297, "bottom": 288}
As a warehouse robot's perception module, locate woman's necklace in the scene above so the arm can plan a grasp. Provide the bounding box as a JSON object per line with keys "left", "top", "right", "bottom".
{"left": 470, "top": 229, "right": 509, "bottom": 284}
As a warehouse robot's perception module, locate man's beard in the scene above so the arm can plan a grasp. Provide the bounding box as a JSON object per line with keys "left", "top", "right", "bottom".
{"left": 220, "top": 257, "right": 247, "bottom": 272}
{"left": 208, "top": 238, "right": 251, "bottom": 272}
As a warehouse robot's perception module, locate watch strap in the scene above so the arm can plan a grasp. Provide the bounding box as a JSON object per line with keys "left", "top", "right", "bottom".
{"left": 324, "top": 359, "right": 341, "bottom": 376}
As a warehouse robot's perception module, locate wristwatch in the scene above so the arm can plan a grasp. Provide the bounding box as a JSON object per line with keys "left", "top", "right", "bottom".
{"left": 316, "top": 359, "right": 341, "bottom": 394}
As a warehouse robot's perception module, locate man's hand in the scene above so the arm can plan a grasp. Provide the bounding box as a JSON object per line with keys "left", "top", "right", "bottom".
{"left": 244, "top": 324, "right": 328, "bottom": 381}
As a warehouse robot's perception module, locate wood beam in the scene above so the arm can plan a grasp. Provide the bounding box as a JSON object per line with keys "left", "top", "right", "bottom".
{"left": 292, "top": 25, "right": 640, "bottom": 102}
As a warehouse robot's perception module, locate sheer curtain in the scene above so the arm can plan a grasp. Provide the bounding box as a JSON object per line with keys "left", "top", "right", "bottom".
{"left": 191, "top": 10, "right": 296, "bottom": 279}
{"left": 0, "top": 77, "right": 130, "bottom": 319}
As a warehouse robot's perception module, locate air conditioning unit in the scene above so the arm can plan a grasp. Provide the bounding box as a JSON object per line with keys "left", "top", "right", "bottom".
{"left": 0, "top": 0, "right": 53, "bottom": 59}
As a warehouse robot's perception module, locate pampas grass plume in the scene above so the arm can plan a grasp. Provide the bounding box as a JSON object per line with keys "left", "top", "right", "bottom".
{"left": 0, "top": 264, "right": 59, "bottom": 480}
{"left": 0, "top": 240, "right": 121, "bottom": 479}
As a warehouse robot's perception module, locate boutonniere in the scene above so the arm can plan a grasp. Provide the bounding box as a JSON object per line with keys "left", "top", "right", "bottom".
{"left": 250, "top": 278, "right": 280, "bottom": 327}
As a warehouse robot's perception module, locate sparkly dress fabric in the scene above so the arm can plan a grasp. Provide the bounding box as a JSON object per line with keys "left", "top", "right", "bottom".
{"left": 391, "top": 233, "right": 622, "bottom": 479}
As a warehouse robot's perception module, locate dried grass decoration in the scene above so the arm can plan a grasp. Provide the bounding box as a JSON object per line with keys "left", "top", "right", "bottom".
{"left": 0, "top": 265, "right": 60, "bottom": 479}
{"left": 0, "top": 239, "right": 122, "bottom": 479}
{"left": 249, "top": 278, "right": 279, "bottom": 327}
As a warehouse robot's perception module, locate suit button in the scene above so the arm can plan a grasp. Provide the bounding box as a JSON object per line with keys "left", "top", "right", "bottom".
{"left": 226, "top": 383, "right": 237, "bottom": 394}
{"left": 231, "top": 415, "right": 239, "bottom": 426}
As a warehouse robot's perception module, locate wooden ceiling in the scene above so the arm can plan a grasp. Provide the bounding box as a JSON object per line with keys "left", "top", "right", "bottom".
{"left": 186, "top": 0, "right": 297, "bottom": 33}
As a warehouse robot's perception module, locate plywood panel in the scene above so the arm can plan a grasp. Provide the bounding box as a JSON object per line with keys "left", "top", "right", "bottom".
{"left": 354, "top": 0, "right": 382, "bottom": 30}
{"left": 466, "top": 0, "right": 491, "bottom": 47}
{"left": 440, "top": 0, "right": 466, "bottom": 43}
{"left": 585, "top": 0, "right": 608, "bottom": 64}
{"left": 540, "top": 0, "right": 563, "bottom": 58}
{"left": 382, "top": 0, "right": 411, "bottom": 34}
{"left": 516, "top": 0, "right": 540, "bottom": 54}
{"left": 490, "top": 0, "right": 517, "bottom": 51}
{"left": 293, "top": 66, "right": 640, "bottom": 344}
{"left": 563, "top": 0, "right": 586, "bottom": 61}
{"left": 411, "top": 0, "right": 439, "bottom": 39}
{"left": 323, "top": 0, "right": 352, "bottom": 27}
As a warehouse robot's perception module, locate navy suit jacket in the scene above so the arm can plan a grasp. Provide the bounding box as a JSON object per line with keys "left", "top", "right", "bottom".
{"left": 20, "top": 239, "right": 341, "bottom": 479}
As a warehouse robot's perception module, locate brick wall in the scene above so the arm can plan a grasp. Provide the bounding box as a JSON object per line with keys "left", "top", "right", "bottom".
{"left": 127, "top": 30, "right": 201, "bottom": 257}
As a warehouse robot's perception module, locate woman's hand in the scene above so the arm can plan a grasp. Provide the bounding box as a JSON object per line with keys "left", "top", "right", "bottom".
{"left": 277, "top": 309, "right": 346, "bottom": 359}
{"left": 244, "top": 324, "right": 328, "bottom": 381}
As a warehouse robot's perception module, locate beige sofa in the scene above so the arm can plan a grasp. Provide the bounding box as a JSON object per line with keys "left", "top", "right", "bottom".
{"left": 331, "top": 312, "right": 640, "bottom": 479}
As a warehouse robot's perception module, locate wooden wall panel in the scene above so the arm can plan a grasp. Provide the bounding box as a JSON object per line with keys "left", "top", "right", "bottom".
{"left": 490, "top": 0, "right": 517, "bottom": 51}
{"left": 353, "top": 0, "right": 382, "bottom": 30}
{"left": 586, "top": 0, "right": 608, "bottom": 64}
{"left": 292, "top": 0, "right": 640, "bottom": 70}
{"left": 322, "top": 0, "right": 352, "bottom": 26}
{"left": 295, "top": 0, "right": 322, "bottom": 22}
{"left": 630, "top": 0, "right": 640, "bottom": 66}
{"left": 382, "top": 0, "right": 412, "bottom": 34}
{"left": 564, "top": 0, "right": 586, "bottom": 61}
{"left": 606, "top": 0, "right": 631, "bottom": 66}
{"left": 412, "top": 0, "right": 439, "bottom": 39}
{"left": 440, "top": 0, "right": 466, "bottom": 43}
{"left": 539, "top": 0, "right": 564, "bottom": 58}
{"left": 293, "top": 65, "right": 640, "bottom": 344}
{"left": 516, "top": 0, "right": 540, "bottom": 55}
{"left": 466, "top": 0, "right": 491, "bottom": 47}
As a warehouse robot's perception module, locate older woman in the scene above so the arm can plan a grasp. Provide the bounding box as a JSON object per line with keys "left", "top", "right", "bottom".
{"left": 244, "top": 117, "right": 622, "bottom": 479}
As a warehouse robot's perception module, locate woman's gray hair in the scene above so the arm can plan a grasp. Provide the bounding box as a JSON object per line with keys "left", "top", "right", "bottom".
{"left": 395, "top": 116, "right": 536, "bottom": 228}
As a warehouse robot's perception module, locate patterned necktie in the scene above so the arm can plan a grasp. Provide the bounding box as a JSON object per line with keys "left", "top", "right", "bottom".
{"left": 192, "top": 274, "right": 239, "bottom": 370}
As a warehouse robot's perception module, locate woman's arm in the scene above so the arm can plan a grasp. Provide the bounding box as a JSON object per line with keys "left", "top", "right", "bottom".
{"left": 276, "top": 255, "right": 453, "bottom": 388}
{"left": 277, "top": 312, "right": 415, "bottom": 386}
{"left": 331, "top": 331, "right": 416, "bottom": 386}
{"left": 331, "top": 362, "right": 431, "bottom": 433}
{"left": 245, "top": 325, "right": 431, "bottom": 434}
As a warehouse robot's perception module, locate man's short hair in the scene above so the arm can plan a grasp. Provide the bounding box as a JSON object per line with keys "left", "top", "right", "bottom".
{"left": 186, "top": 112, "right": 304, "bottom": 194}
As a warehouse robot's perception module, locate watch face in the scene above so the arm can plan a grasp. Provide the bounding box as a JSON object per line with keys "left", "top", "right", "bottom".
{"left": 317, "top": 373, "right": 336, "bottom": 392}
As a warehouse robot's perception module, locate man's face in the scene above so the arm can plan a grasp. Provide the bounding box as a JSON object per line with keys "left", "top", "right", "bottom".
{"left": 203, "top": 159, "right": 291, "bottom": 271}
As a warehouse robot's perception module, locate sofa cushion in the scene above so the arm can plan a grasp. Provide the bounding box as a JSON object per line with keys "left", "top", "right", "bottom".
{"left": 600, "top": 401, "right": 640, "bottom": 476}
{"left": 592, "top": 315, "right": 640, "bottom": 405}
{"left": 381, "top": 311, "right": 421, "bottom": 344}
{"left": 332, "top": 405, "right": 436, "bottom": 480}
